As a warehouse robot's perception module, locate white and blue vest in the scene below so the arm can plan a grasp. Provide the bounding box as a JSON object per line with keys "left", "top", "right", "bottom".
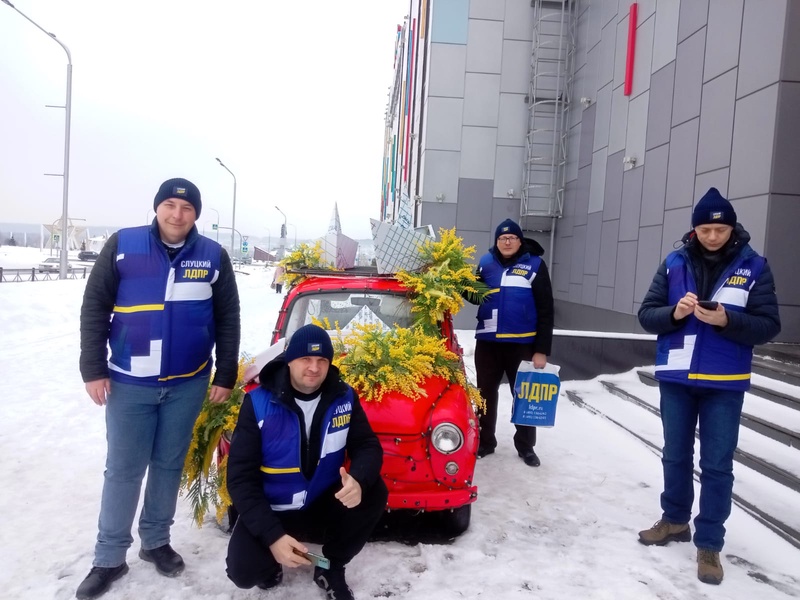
{"left": 251, "top": 386, "right": 353, "bottom": 511}
{"left": 654, "top": 249, "right": 765, "bottom": 391}
{"left": 476, "top": 252, "right": 541, "bottom": 343}
{"left": 108, "top": 226, "right": 221, "bottom": 385}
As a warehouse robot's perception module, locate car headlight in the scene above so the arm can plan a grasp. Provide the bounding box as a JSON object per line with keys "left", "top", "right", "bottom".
{"left": 431, "top": 423, "right": 464, "bottom": 455}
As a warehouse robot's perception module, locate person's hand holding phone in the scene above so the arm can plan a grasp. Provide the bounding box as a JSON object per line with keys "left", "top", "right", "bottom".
{"left": 269, "top": 534, "right": 310, "bottom": 568}
{"left": 694, "top": 300, "right": 727, "bottom": 327}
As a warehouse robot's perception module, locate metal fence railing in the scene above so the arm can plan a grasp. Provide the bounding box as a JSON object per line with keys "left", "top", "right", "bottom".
{"left": 0, "top": 266, "right": 90, "bottom": 282}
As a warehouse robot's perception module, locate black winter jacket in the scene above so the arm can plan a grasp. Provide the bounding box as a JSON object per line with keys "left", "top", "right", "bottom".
{"left": 226, "top": 356, "right": 383, "bottom": 548}
{"left": 79, "top": 223, "right": 241, "bottom": 388}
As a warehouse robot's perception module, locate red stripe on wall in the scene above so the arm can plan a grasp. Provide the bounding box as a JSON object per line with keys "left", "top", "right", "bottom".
{"left": 624, "top": 2, "right": 637, "bottom": 96}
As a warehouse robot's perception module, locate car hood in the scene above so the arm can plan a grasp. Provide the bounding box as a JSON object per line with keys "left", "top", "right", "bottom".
{"left": 362, "top": 376, "right": 470, "bottom": 435}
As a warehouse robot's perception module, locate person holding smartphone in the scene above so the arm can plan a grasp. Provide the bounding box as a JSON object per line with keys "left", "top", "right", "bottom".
{"left": 225, "top": 325, "right": 388, "bottom": 600}
{"left": 636, "top": 188, "right": 781, "bottom": 586}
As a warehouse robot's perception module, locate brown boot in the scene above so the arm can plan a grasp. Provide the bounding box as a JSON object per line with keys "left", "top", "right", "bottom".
{"left": 697, "top": 549, "right": 724, "bottom": 585}
{"left": 638, "top": 519, "right": 691, "bottom": 546}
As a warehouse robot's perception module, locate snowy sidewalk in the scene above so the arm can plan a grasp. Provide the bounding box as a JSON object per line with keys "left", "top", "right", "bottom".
{"left": 1, "top": 271, "right": 798, "bottom": 599}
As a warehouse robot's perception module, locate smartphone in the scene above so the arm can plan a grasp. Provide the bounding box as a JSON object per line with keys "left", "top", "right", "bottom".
{"left": 697, "top": 300, "right": 719, "bottom": 310}
{"left": 293, "top": 548, "right": 330, "bottom": 570}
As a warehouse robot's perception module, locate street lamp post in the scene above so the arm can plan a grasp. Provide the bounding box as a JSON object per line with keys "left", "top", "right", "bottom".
{"left": 215, "top": 158, "right": 237, "bottom": 257}
{"left": 275, "top": 206, "right": 287, "bottom": 260}
{"left": 216, "top": 226, "right": 243, "bottom": 250}
{"left": 4, "top": 0, "right": 72, "bottom": 279}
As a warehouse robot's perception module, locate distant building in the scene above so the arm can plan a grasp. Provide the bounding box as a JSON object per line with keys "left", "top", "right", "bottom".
{"left": 253, "top": 246, "right": 277, "bottom": 262}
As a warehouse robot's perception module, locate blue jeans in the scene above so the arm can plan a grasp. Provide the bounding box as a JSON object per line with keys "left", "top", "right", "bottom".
{"left": 94, "top": 376, "right": 209, "bottom": 567}
{"left": 658, "top": 381, "right": 744, "bottom": 552}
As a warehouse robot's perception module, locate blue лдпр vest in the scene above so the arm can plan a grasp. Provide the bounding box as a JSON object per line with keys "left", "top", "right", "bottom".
{"left": 250, "top": 385, "right": 353, "bottom": 511}
{"left": 475, "top": 251, "right": 541, "bottom": 343}
{"left": 654, "top": 247, "right": 765, "bottom": 391}
{"left": 108, "top": 226, "right": 221, "bottom": 385}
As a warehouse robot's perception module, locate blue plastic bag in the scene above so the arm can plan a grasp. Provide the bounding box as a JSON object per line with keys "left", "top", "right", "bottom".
{"left": 511, "top": 362, "right": 561, "bottom": 427}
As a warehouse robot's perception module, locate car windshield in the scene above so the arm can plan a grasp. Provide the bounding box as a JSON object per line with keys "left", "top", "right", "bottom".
{"left": 283, "top": 291, "right": 414, "bottom": 340}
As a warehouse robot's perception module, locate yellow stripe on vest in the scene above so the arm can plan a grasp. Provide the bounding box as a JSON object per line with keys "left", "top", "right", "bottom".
{"left": 260, "top": 466, "right": 302, "bottom": 474}
{"left": 496, "top": 331, "right": 537, "bottom": 339}
{"left": 688, "top": 373, "right": 751, "bottom": 381}
{"left": 113, "top": 304, "right": 165, "bottom": 313}
{"left": 157, "top": 360, "right": 210, "bottom": 382}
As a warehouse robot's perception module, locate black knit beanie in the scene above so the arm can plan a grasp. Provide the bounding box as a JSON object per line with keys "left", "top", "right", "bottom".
{"left": 153, "top": 178, "right": 202, "bottom": 218}
{"left": 285, "top": 324, "right": 334, "bottom": 363}
{"left": 495, "top": 218, "right": 523, "bottom": 241}
{"left": 691, "top": 187, "right": 736, "bottom": 228}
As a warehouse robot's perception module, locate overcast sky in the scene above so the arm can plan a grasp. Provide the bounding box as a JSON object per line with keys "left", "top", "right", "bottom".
{"left": 0, "top": 0, "right": 407, "bottom": 240}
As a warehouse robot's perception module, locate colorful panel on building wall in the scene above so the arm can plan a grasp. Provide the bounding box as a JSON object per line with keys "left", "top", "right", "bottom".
{"left": 430, "top": 0, "right": 469, "bottom": 44}
{"left": 404, "top": 18, "right": 416, "bottom": 183}
{"left": 398, "top": 188, "right": 413, "bottom": 229}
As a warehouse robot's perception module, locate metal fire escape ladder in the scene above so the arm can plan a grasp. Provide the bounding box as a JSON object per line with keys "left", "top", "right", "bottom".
{"left": 521, "top": 0, "right": 576, "bottom": 221}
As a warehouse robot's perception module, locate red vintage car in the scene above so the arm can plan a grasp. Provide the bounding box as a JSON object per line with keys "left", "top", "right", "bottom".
{"left": 241, "top": 268, "right": 480, "bottom": 536}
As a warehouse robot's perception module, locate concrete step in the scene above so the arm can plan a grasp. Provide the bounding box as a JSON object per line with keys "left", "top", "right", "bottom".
{"left": 756, "top": 343, "right": 800, "bottom": 365}
{"left": 749, "top": 374, "right": 800, "bottom": 412}
{"left": 751, "top": 355, "right": 800, "bottom": 388}
{"left": 564, "top": 387, "right": 800, "bottom": 550}
{"left": 634, "top": 372, "right": 800, "bottom": 450}
{"left": 600, "top": 380, "right": 800, "bottom": 488}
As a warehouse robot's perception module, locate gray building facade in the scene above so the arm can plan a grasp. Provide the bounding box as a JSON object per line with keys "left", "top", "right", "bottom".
{"left": 382, "top": 0, "right": 799, "bottom": 342}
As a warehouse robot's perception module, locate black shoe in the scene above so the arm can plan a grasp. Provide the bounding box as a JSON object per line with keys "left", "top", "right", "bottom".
{"left": 139, "top": 544, "right": 185, "bottom": 577}
{"left": 518, "top": 449, "right": 541, "bottom": 467}
{"left": 75, "top": 563, "right": 129, "bottom": 599}
{"left": 477, "top": 445, "right": 495, "bottom": 459}
{"left": 256, "top": 566, "right": 283, "bottom": 590}
{"left": 314, "top": 565, "right": 354, "bottom": 600}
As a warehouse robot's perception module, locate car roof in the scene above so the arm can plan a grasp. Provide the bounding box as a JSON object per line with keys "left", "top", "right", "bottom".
{"left": 287, "top": 268, "right": 406, "bottom": 294}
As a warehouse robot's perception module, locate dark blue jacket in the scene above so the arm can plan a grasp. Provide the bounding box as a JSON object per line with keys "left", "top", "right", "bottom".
{"left": 638, "top": 225, "right": 781, "bottom": 390}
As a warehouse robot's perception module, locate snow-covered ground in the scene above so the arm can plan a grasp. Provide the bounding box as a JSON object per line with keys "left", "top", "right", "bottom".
{"left": 0, "top": 245, "right": 798, "bottom": 600}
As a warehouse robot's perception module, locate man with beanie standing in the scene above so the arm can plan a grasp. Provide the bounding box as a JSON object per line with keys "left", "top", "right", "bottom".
{"left": 637, "top": 187, "right": 780, "bottom": 585}
{"left": 225, "top": 324, "right": 387, "bottom": 600}
{"left": 76, "top": 178, "right": 241, "bottom": 599}
{"left": 468, "top": 218, "right": 554, "bottom": 467}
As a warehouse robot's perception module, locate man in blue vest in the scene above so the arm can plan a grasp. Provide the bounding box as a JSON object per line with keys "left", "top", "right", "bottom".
{"left": 470, "top": 218, "right": 554, "bottom": 467}
{"left": 225, "top": 324, "right": 387, "bottom": 600}
{"left": 637, "top": 188, "right": 780, "bottom": 585}
{"left": 76, "top": 178, "right": 241, "bottom": 599}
